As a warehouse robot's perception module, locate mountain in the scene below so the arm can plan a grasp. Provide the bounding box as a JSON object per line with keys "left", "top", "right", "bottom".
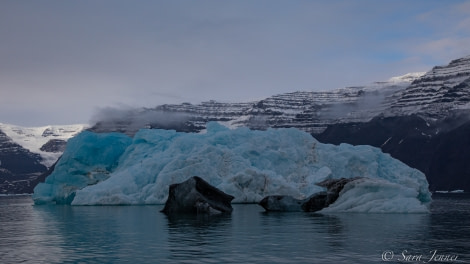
{"left": 92, "top": 57, "right": 470, "bottom": 136}
{"left": 0, "top": 123, "right": 86, "bottom": 194}
{"left": 91, "top": 72, "right": 425, "bottom": 135}
{"left": 316, "top": 56, "right": 470, "bottom": 192}
{"left": 315, "top": 114, "right": 470, "bottom": 192}
{"left": 6, "top": 55, "right": 470, "bottom": 194}
{"left": 387, "top": 55, "right": 470, "bottom": 119}
{"left": 89, "top": 55, "right": 470, "bottom": 192}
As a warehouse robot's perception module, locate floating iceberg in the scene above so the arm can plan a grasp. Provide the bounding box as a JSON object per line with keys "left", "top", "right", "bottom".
{"left": 33, "top": 122, "right": 431, "bottom": 212}
{"left": 32, "top": 131, "right": 133, "bottom": 204}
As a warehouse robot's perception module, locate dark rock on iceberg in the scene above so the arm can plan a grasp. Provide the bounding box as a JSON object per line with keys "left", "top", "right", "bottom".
{"left": 300, "top": 191, "right": 329, "bottom": 212}
{"left": 161, "top": 176, "right": 234, "bottom": 215}
{"left": 259, "top": 177, "right": 363, "bottom": 212}
{"left": 302, "top": 177, "right": 364, "bottom": 212}
{"left": 258, "top": 195, "right": 304, "bottom": 212}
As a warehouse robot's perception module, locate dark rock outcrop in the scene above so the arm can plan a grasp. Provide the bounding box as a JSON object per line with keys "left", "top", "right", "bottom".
{"left": 161, "top": 176, "right": 234, "bottom": 215}
{"left": 0, "top": 130, "right": 47, "bottom": 194}
{"left": 259, "top": 177, "right": 362, "bottom": 212}
{"left": 40, "top": 139, "right": 67, "bottom": 153}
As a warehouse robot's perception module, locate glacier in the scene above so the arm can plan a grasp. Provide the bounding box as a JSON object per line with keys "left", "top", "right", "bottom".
{"left": 33, "top": 122, "right": 431, "bottom": 213}
{"left": 0, "top": 123, "right": 87, "bottom": 167}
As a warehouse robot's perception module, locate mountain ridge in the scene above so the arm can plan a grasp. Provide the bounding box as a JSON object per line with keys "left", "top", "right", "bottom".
{"left": 387, "top": 56, "right": 470, "bottom": 119}
{"left": 91, "top": 71, "right": 425, "bottom": 135}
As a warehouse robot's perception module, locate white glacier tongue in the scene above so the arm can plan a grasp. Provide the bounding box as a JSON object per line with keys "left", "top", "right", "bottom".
{"left": 33, "top": 122, "right": 431, "bottom": 212}
{"left": 0, "top": 123, "right": 87, "bottom": 167}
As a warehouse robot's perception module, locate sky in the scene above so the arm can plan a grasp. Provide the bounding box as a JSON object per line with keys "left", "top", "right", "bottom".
{"left": 1, "top": 0, "right": 470, "bottom": 126}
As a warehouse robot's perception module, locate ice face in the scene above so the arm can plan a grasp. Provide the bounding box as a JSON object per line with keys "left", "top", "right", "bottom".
{"left": 33, "top": 122, "right": 431, "bottom": 212}
{"left": 321, "top": 177, "right": 430, "bottom": 213}
{"left": 32, "top": 131, "right": 132, "bottom": 204}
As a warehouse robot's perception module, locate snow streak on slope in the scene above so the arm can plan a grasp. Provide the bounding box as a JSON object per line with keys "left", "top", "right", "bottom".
{"left": 388, "top": 72, "right": 427, "bottom": 83}
{"left": 389, "top": 56, "right": 470, "bottom": 118}
{"left": 91, "top": 72, "right": 425, "bottom": 135}
{"left": 0, "top": 123, "right": 87, "bottom": 167}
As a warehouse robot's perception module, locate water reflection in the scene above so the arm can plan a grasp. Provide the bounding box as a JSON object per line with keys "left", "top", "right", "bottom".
{"left": 330, "top": 213, "right": 430, "bottom": 262}
{"left": 257, "top": 209, "right": 430, "bottom": 263}
{"left": 1, "top": 196, "right": 469, "bottom": 264}
{"left": 31, "top": 204, "right": 168, "bottom": 263}
{"left": 165, "top": 213, "right": 233, "bottom": 262}
{"left": 308, "top": 214, "right": 345, "bottom": 249}
{"left": 426, "top": 194, "right": 470, "bottom": 260}
{"left": 0, "top": 196, "right": 67, "bottom": 263}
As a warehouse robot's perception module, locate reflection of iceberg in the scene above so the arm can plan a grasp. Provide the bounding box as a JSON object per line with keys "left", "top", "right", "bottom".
{"left": 33, "top": 122, "right": 431, "bottom": 212}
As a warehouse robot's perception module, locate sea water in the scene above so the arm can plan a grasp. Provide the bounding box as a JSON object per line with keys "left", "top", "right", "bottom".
{"left": 1, "top": 194, "right": 469, "bottom": 264}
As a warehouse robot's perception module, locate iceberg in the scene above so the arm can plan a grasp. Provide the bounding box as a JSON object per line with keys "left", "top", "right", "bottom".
{"left": 33, "top": 122, "right": 431, "bottom": 212}
{"left": 32, "top": 131, "right": 133, "bottom": 204}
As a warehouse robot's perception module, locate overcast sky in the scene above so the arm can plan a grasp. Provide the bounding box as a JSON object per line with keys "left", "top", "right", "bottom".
{"left": 1, "top": 0, "right": 470, "bottom": 126}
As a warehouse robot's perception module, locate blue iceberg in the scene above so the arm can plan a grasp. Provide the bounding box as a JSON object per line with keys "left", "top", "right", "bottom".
{"left": 33, "top": 122, "right": 431, "bottom": 212}
{"left": 32, "top": 131, "right": 132, "bottom": 204}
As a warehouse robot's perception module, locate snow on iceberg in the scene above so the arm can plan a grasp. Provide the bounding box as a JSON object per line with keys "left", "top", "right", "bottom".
{"left": 33, "top": 122, "right": 431, "bottom": 212}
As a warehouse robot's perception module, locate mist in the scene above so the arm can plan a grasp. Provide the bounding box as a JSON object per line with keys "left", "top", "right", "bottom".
{"left": 89, "top": 106, "right": 192, "bottom": 136}
{"left": 321, "top": 86, "right": 402, "bottom": 122}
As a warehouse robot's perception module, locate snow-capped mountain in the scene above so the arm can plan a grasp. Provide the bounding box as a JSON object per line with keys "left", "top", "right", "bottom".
{"left": 92, "top": 56, "right": 470, "bottom": 137}
{"left": 315, "top": 56, "right": 470, "bottom": 192}
{"left": 91, "top": 72, "right": 426, "bottom": 135}
{"left": 89, "top": 55, "right": 470, "bottom": 192}
{"left": 387, "top": 55, "right": 470, "bottom": 119}
{"left": 0, "top": 123, "right": 86, "bottom": 194}
{"left": 0, "top": 123, "right": 87, "bottom": 167}
{"left": 91, "top": 56, "right": 470, "bottom": 136}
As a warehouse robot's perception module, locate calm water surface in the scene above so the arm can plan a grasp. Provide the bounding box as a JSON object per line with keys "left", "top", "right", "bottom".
{"left": 1, "top": 194, "right": 469, "bottom": 263}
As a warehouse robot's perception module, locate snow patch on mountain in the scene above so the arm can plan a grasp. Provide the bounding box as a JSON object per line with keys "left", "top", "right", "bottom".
{"left": 388, "top": 72, "right": 427, "bottom": 83}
